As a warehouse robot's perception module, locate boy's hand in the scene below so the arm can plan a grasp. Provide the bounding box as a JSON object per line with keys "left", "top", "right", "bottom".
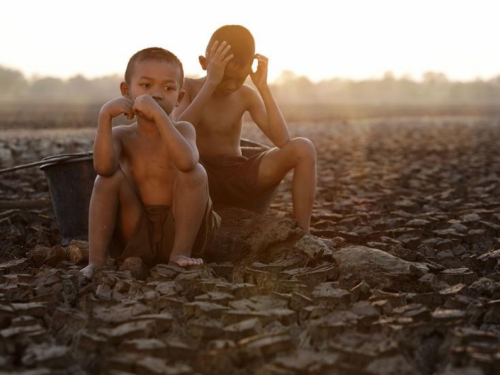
{"left": 250, "top": 54, "right": 269, "bottom": 89}
{"left": 100, "top": 97, "right": 134, "bottom": 120}
{"left": 205, "top": 40, "right": 233, "bottom": 86}
{"left": 132, "top": 94, "right": 163, "bottom": 122}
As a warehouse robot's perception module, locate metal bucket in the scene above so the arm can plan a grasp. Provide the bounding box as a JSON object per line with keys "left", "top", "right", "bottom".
{"left": 37, "top": 139, "right": 271, "bottom": 245}
{"left": 40, "top": 153, "right": 96, "bottom": 246}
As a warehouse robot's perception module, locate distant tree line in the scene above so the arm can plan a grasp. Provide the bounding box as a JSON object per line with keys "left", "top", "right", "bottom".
{"left": 0, "top": 66, "right": 121, "bottom": 103}
{"left": 272, "top": 71, "right": 500, "bottom": 105}
{"left": 1, "top": 65, "right": 500, "bottom": 105}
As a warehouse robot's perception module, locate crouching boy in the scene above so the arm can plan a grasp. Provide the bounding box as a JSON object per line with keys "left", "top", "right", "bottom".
{"left": 81, "top": 47, "right": 220, "bottom": 278}
{"left": 173, "top": 25, "right": 317, "bottom": 233}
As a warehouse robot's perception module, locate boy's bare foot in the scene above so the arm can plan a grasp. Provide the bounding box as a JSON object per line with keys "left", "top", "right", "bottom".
{"left": 80, "top": 264, "right": 99, "bottom": 279}
{"left": 170, "top": 254, "right": 203, "bottom": 267}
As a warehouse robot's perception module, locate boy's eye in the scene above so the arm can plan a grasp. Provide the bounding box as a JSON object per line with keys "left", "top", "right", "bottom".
{"left": 140, "top": 83, "right": 150, "bottom": 88}
{"left": 164, "top": 86, "right": 174, "bottom": 91}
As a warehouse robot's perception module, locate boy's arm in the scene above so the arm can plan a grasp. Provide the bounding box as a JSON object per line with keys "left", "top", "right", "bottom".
{"left": 173, "top": 41, "right": 233, "bottom": 125}
{"left": 247, "top": 54, "right": 290, "bottom": 148}
{"left": 94, "top": 97, "right": 133, "bottom": 176}
{"left": 133, "top": 95, "right": 198, "bottom": 171}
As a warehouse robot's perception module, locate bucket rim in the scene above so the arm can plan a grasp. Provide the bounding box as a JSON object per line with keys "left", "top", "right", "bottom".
{"left": 39, "top": 155, "right": 94, "bottom": 170}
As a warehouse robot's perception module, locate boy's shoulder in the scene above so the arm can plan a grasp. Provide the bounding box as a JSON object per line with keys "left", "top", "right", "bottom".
{"left": 112, "top": 123, "right": 136, "bottom": 132}
{"left": 240, "top": 83, "right": 258, "bottom": 95}
{"left": 111, "top": 123, "right": 137, "bottom": 139}
{"left": 239, "top": 84, "right": 261, "bottom": 104}
{"left": 183, "top": 77, "right": 204, "bottom": 95}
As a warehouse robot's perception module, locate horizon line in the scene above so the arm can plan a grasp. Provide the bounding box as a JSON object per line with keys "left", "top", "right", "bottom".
{"left": 2, "top": 64, "right": 500, "bottom": 84}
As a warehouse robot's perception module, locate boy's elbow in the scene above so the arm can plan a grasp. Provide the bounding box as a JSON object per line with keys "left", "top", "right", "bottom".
{"left": 95, "top": 168, "right": 114, "bottom": 177}
{"left": 94, "top": 163, "right": 117, "bottom": 177}
{"left": 276, "top": 136, "right": 291, "bottom": 148}
{"left": 177, "top": 159, "right": 198, "bottom": 173}
{"left": 176, "top": 148, "right": 199, "bottom": 172}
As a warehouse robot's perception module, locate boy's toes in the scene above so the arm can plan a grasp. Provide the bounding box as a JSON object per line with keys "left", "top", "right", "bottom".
{"left": 176, "top": 258, "right": 189, "bottom": 267}
{"left": 189, "top": 258, "right": 203, "bottom": 266}
{"left": 172, "top": 256, "right": 203, "bottom": 268}
{"left": 80, "top": 265, "right": 95, "bottom": 279}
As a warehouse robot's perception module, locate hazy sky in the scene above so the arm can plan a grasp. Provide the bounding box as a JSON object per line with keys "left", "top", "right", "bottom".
{"left": 0, "top": 0, "right": 499, "bottom": 82}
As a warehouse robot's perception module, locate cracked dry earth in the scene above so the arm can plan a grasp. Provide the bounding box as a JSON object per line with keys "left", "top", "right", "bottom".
{"left": 1, "top": 118, "right": 500, "bottom": 375}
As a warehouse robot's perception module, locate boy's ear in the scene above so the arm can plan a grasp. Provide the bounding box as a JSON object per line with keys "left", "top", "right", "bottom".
{"left": 120, "top": 81, "right": 130, "bottom": 97}
{"left": 176, "top": 90, "right": 185, "bottom": 107}
{"left": 199, "top": 56, "right": 207, "bottom": 70}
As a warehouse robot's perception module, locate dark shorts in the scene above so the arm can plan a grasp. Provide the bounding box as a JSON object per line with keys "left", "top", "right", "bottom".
{"left": 200, "top": 150, "right": 279, "bottom": 212}
{"left": 111, "top": 196, "right": 221, "bottom": 267}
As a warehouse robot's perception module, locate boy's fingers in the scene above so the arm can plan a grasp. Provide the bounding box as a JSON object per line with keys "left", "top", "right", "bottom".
{"left": 210, "top": 40, "right": 219, "bottom": 55}
{"left": 220, "top": 44, "right": 231, "bottom": 58}
{"left": 214, "top": 41, "right": 228, "bottom": 57}
{"left": 217, "top": 41, "right": 227, "bottom": 50}
{"left": 222, "top": 54, "right": 234, "bottom": 64}
{"left": 210, "top": 40, "right": 223, "bottom": 58}
{"left": 122, "top": 106, "right": 134, "bottom": 120}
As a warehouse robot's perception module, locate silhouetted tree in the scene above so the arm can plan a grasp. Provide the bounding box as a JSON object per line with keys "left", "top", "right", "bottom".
{"left": 0, "top": 66, "right": 28, "bottom": 100}
{"left": 30, "top": 77, "right": 65, "bottom": 101}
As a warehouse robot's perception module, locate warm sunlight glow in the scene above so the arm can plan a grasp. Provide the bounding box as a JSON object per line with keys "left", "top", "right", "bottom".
{"left": 0, "top": 0, "right": 499, "bottom": 82}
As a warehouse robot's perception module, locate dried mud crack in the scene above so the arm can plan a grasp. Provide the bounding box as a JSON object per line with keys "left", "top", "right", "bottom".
{"left": 1, "top": 119, "right": 500, "bottom": 374}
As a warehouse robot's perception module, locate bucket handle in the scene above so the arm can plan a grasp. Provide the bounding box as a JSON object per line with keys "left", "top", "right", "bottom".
{"left": 0, "top": 151, "right": 93, "bottom": 175}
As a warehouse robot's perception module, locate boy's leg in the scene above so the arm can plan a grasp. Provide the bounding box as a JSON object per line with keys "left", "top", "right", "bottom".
{"left": 81, "top": 169, "right": 143, "bottom": 278}
{"left": 170, "top": 163, "right": 209, "bottom": 267}
{"left": 255, "top": 137, "right": 317, "bottom": 232}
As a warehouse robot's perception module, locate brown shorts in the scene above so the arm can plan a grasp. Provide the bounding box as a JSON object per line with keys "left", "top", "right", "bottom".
{"left": 200, "top": 150, "right": 279, "bottom": 212}
{"left": 112, "top": 197, "right": 221, "bottom": 267}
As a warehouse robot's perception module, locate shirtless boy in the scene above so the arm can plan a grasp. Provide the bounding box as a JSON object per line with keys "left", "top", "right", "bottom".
{"left": 173, "top": 25, "right": 316, "bottom": 232}
{"left": 81, "top": 47, "right": 220, "bottom": 278}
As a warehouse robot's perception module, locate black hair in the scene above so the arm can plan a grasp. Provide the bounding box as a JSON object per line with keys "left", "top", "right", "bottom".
{"left": 125, "top": 47, "right": 184, "bottom": 86}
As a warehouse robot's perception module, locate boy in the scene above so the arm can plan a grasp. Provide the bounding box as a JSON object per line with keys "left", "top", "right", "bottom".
{"left": 173, "top": 25, "right": 317, "bottom": 232}
{"left": 81, "top": 47, "right": 220, "bottom": 279}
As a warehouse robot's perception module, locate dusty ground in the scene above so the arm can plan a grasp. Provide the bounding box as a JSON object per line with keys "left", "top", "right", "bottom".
{"left": 1, "top": 118, "right": 500, "bottom": 374}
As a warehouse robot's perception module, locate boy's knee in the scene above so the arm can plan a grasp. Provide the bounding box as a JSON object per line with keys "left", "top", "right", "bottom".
{"left": 177, "top": 163, "right": 208, "bottom": 188}
{"left": 290, "top": 137, "right": 316, "bottom": 162}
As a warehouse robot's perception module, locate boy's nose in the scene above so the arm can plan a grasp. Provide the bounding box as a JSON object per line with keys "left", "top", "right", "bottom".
{"left": 151, "top": 91, "right": 163, "bottom": 100}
